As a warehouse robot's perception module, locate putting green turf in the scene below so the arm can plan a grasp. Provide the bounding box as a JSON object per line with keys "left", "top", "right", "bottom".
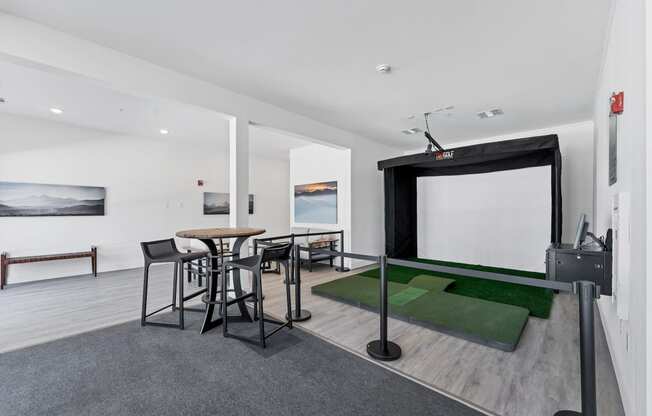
{"left": 358, "top": 258, "right": 553, "bottom": 319}
{"left": 312, "top": 274, "right": 531, "bottom": 351}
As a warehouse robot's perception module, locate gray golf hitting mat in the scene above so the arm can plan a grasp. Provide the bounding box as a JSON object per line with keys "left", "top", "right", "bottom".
{"left": 0, "top": 309, "right": 483, "bottom": 416}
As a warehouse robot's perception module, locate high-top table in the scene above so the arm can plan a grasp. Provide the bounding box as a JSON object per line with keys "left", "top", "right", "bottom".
{"left": 176, "top": 227, "right": 265, "bottom": 334}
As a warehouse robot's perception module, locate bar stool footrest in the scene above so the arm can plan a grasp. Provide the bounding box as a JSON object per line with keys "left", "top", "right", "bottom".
{"left": 145, "top": 303, "right": 174, "bottom": 318}
{"left": 142, "top": 321, "right": 182, "bottom": 329}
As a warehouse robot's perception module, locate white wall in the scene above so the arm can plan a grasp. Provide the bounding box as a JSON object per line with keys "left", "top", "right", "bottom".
{"left": 249, "top": 155, "right": 290, "bottom": 238}
{"left": 0, "top": 113, "right": 290, "bottom": 284}
{"left": 417, "top": 166, "right": 550, "bottom": 271}
{"left": 290, "top": 144, "right": 349, "bottom": 230}
{"left": 289, "top": 144, "right": 353, "bottom": 266}
{"left": 0, "top": 13, "right": 399, "bottom": 262}
{"left": 593, "top": 1, "right": 648, "bottom": 414}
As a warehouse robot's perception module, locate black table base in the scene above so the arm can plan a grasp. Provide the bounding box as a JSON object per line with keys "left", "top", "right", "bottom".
{"left": 199, "top": 237, "right": 252, "bottom": 334}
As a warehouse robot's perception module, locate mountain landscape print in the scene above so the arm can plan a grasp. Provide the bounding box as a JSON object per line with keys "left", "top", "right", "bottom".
{"left": 203, "top": 192, "right": 254, "bottom": 215}
{"left": 203, "top": 192, "right": 230, "bottom": 215}
{"left": 294, "top": 181, "right": 337, "bottom": 224}
{"left": 0, "top": 182, "right": 105, "bottom": 217}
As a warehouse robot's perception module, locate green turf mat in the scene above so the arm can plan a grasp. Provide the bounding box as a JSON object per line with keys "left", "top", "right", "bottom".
{"left": 408, "top": 275, "right": 455, "bottom": 292}
{"left": 359, "top": 258, "right": 553, "bottom": 319}
{"left": 389, "top": 287, "right": 428, "bottom": 306}
{"left": 311, "top": 275, "right": 530, "bottom": 351}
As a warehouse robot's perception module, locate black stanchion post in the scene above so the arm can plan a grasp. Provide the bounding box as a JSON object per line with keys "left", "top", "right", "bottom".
{"left": 367, "top": 255, "right": 401, "bottom": 361}
{"left": 555, "top": 280, "right": 598, "bottom": 416}
{"left": 290, "top": 234, "right": 295, "bottom": 284}
{"left": 287, "top": 243, "right": 311, "bottom": 322}
{"left": 336, "top": 229, "right": 350, "bottom": 272}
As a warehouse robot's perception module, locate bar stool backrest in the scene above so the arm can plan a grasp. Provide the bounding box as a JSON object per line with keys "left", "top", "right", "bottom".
{"left": 141, "top": 238, "right": 179, "bottom": 262}
{"left": 260, "top": 243, "right": 293, "bottom": 264}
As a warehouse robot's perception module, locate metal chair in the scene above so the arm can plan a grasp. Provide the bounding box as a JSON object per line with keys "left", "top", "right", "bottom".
{"left": 221, "top": 243, "right": 294, "bottom": 348}
{"left": 140, "top": 238, "right": 208, "bottom": 329}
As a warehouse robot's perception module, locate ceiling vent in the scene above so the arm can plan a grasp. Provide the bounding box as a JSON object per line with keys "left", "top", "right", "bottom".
{"left": 432, "top": 105, "right": 455, "bottom": 113}
{"left": 401, "top": 128, "right": 421, "bottom": 135}
{"left": 477, "top": 108, "right": 504, "bottom": 119}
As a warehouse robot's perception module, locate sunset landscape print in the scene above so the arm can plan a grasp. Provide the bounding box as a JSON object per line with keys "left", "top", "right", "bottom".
{"left": 294, "top": 181, "right": 337, "bottom": 224}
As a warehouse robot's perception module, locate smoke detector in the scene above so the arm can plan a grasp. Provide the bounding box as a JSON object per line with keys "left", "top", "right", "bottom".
{"left": 477, "top": 108, "right": 504, "bottom": 119}
{"left": 376, "top": 64, "right": 391, "bottom": 74}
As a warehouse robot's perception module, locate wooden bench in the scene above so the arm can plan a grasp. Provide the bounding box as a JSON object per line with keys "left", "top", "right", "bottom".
{"left": 1, "top": 247, "right": 97, "bottom": 289}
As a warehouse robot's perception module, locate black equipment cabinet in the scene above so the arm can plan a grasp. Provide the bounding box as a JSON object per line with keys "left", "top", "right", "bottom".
{"left": 546, "top": 244, "right": 612, "bottom": 296}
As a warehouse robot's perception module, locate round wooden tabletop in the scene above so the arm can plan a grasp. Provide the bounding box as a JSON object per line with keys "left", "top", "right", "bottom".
{"left": 175, "top": 227, "right": 266, "bottom": 240}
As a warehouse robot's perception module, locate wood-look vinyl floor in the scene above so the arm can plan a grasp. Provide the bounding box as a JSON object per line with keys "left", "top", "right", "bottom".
{"left": 0, "top": 264, "right": 624, "bottom": 416}
{"left": 261, "top": 264, "right": 625, "bottom": 416}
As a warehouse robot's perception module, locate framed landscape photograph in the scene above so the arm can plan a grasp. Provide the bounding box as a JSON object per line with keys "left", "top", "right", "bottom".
{"left": 203, "top": 192, "right": 230, "bottom": 215}
{"left": 294, "top": 181, "right": 337, "bottom": 224}
{"left": 203, "top": 192, "right": 254, "bottom": 215}
{"left": 0, "top": 181, "right": 105, "bottom": 217}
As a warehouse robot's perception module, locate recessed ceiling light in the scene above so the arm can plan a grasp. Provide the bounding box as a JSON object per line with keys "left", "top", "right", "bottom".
{"left": 376, "top": 64, "right": 391, "bottom": 73}
{"left": 159, "top": 129, "right": 169, "bottom": 135}
{"left": 401, "top": 128, "right": 421, "bottom": 135}
{"left": 477, "top": 108, "right": 504, "bottom": 119}
{"left": 50, "top": 107, "right": 63, "bottom": 115}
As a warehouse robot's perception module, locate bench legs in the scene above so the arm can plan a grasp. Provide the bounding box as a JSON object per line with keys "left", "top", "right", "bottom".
{"left": 91, "top": 246, "right": 98, "bottom": 277}
{"left": 1, "top": 252, "right": 7, "bottom": 290}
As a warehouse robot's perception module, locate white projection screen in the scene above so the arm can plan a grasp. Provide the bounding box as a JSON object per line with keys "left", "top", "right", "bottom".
{"left": 416, "top": 166, "right": 551, "bottom": 272}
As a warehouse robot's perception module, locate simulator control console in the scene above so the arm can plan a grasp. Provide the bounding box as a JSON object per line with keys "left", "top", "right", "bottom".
{"left": 546, "top": 215, "right": 613, "bottom": 297}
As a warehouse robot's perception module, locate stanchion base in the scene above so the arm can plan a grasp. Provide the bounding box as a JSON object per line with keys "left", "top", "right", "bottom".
{"left": 553, "top": 411, "right": 581, "bottom": 415}
{"left": 366, "top": 340, "right": 402, "bottom": 361}
{"left": 335, "top": 267, "right": 350, "bottom": 272}
{"left": 287, "top": 309, "right": 312, "bottom": 322}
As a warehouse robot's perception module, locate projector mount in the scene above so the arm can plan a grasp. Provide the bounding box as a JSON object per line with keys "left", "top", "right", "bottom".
{"left": 423, "top": 112, "right": 445, "bottom": 153}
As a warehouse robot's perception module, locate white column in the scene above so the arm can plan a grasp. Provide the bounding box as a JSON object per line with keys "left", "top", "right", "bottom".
{"left": 228, "top": 116, "right": 251, "bottom": 290}
{"left": 228, "top": 116, "right": 250, "bottom": 230}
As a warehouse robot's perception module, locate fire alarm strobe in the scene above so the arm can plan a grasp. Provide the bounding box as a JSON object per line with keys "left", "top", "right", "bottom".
{"left": 610, "top": 91, "right": 624, "bottom": 114}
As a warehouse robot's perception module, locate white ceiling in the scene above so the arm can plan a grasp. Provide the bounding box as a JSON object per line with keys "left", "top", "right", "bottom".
{"left": 0, "top": 59, "right": 228, "bottom": 144}
{"left": 0, "top": 59, "right": 311, "bottom": 159}
{"left": 0, "top": 1, "right": 611, "bottom": 149}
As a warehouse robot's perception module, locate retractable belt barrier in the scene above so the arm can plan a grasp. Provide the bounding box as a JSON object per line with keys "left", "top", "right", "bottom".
{"left": 310, "top": 248, "right": 599, "bottom": 416}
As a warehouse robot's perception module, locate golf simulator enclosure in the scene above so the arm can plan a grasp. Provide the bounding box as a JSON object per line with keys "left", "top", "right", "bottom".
{"left": 312, "top": 136, "right": 562, "bottom": 351}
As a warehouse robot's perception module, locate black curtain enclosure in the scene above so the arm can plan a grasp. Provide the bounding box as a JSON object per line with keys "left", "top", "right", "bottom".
{"left": 378, "top": 134, "right": 563, "bottom": 258}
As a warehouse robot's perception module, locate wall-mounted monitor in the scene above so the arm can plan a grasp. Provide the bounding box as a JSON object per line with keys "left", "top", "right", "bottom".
{"left": 573, "top": 213, "right": 589, "bottom": 249}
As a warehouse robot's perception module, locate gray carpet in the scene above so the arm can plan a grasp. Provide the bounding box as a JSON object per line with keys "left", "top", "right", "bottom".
{"left": 0, "top": 309, "right": 482, "bottom": 416}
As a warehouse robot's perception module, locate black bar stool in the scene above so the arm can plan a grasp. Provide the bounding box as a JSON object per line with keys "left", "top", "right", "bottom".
{"left": 140, "top": 238, "right": 208, "bottom": 329}
{"left": 221, "top": 243, "right": 294, "bottom": 348}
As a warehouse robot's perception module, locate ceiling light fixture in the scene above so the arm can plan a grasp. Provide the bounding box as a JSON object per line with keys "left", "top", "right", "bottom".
{"left": 477, "top": 108, "right": 504, "bottom": 119}
{"left": 401, "top": 128, "right": 421, "bottom": 135}
{"left": 159, "top": 129, "right": 169, "bottom": 135}
{"left": 432, "top": 105, "right": 455, "bottom": 113}
{"left": 50, "top": 107, "right": 63, "bottom": 115}
{"left": 376, "top": 64, "right": 391, "bottom": 74}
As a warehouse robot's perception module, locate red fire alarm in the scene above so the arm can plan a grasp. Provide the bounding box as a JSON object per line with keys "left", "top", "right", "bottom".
{"left": 610, "top": 91, "right": 624, "bottom": 114}
{"left": 197, "top": 179, "right": 204, "bottom": 187}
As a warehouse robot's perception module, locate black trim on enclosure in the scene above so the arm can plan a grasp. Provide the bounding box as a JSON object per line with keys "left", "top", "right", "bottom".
{"left": 378, "top": 135, "right": 563, "bottom": 258}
